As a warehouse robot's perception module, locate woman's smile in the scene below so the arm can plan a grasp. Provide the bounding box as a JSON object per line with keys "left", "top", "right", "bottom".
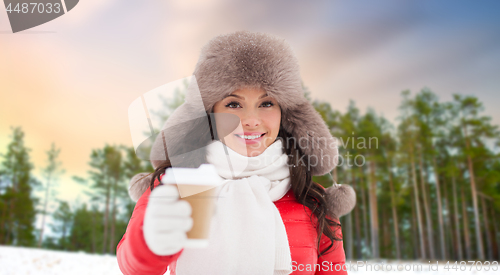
{"left": 234, "top": 132, "right": 266, "bottom": 144}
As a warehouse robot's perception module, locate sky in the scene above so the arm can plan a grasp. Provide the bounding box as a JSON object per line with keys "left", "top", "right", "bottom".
{"left": 1, "top": 0, "right": 500, "bottom": 215}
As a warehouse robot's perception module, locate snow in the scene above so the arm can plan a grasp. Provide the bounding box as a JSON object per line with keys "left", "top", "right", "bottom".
{"left": 1, "top": 245, "right": 498, "bottom": 274}
{"left": 0, "top": 245, "right": 126, "bottom": 275}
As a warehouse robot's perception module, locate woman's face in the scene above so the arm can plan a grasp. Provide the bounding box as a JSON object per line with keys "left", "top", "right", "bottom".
{"left": 213, "top": 87, "right": 281, "bottom": 157}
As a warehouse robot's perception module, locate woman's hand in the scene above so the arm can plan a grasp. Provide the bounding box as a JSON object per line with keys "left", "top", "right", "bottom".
{"left": 143, "top": 184, "right": 193, "bottom": 256}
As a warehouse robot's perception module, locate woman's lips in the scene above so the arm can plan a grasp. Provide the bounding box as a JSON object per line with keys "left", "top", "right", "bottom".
{"left": 234, "top": 133, "right": 266, "bottom": 144}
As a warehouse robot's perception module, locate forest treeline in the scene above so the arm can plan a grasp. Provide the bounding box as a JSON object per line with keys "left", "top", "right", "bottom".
{"left": 0, "top": 130, "right": 152, "bottom": 254}
{"left": 0, "top": 87, "right": 499, "bottom": 261}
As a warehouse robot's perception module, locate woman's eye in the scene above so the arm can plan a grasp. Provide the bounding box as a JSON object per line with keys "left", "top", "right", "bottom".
{"left": 225, "top": 101, "right": 240, "bottom": 108}
{"left": 261, "top": 101, "right": 274, "bottom": 107}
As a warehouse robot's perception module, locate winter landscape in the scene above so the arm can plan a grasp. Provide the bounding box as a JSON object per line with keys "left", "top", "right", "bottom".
{"left": 1, "top": 245, "right": 498, "bottom": 275}
{"left": 2, "top": 1, "right": 500, "bottom": 275}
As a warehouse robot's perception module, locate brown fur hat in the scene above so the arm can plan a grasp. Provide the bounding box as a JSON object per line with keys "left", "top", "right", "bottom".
{"left": 130, "top": 30, "right": 355, "bottom": 217}
{"left": 150, "top": 30, "right": 339, "bottom": 175}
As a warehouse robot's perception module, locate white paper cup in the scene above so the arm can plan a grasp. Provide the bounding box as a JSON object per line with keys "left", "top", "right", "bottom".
{"left": 162, "top": 164, "right": 222, "bottom": 248}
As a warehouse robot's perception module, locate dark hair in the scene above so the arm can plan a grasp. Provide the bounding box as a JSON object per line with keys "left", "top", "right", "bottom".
{"left": 276, "top": 126, "right": 342, "bottom": 256}
{"left": 149, "top": 115, "right": 342, "bottom": 256}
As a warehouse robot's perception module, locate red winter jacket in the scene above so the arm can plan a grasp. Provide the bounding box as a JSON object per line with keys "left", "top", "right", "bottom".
{"left": 117, "top": 177, "right": 348, "bottom": 275}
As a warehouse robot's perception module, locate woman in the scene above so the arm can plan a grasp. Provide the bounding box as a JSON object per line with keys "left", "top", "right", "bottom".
{"left": 118, "top": 31, "right": 356, "bottom": 275}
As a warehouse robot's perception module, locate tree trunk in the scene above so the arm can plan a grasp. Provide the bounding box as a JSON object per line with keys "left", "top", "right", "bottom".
{"left": 344, "top": 169, "right": 353, "bottom": 260}
{"left": 368, "top": 160, "right": 379, "bottom": 259}
{"left": 109, "top": 180, "right": 117, "bottom": 254}
{"left": 0, "top": 197, "right": 8, "bottom": 244}
{"left": 345, "top": 212, "right": 353, "bottom": 260}
{"left": 410, "top": 182, "right": 419, "bottom": 259}
{"left": 461, "top": 186, "right": 472, "bottom": 259}
{"left": 418, "top": 146, "right": 435, "bottom": 259}
{"left": 387, "top": 159, "right": 401, "bottom": 259}
{"left": 38, "top": 173, "right": 52, "bottom": 247}
{"left": 431, "top": 157, "right": 446, "bottom": 259}
{"left": 442, "top": 178, "right": 453, "bottom": 260}
{"left": 359, "top": 166, "right": 370, "bottom": 258}
{"left": 410, "top": 146, "right": 426, "bottom": 259}
{"left": 479, "top": 196, "right": 493, "bottom": 260}
{"left": 6, "top": 174, "right": 18, "bottom": 245}
{"left": 7, "top": 192, "right": 16, "bottom": 245}
{"left": 490, "top": 207, "right": 500, "bottom": 260}
{"left": 380, "top": 209, "right": 387, "bottom": 257}
{"left": 463, "top": 124, "right": 484, "bottom": 259}
{"left": 452, "top": 174, "right": 463, "bottom": 260}
{"left": 91, "top": 208, "right": 96, "bottom": 253}
{"left": 351, "top": 169, "right": 362, "bottom": 259}
{"left": 62, "top": 220, "right": 67, "bottom": 250}
{"left": 102, "top": 182, "right": 111, "bottom": 254}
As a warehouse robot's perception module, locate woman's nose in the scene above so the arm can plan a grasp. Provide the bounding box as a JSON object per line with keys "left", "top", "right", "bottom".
{"left": 240, "top": 109, "right": 261, "bottom": 127}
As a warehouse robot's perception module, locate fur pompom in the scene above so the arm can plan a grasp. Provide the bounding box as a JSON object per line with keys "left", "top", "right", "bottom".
{"left": 324, "top": 183, "right": 356, "bottom": 219}
{"left": 129, "top": 173, "right": 152, "bottom": 202}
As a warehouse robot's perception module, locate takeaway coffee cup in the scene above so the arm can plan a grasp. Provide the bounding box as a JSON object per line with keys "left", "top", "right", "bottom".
{"left": 161, "top": 164, "right": 223, "bottom": 248}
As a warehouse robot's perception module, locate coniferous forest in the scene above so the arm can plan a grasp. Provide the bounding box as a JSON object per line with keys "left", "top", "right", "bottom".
{"left": 1, "top": 86, "right": 499, "bottom": 262}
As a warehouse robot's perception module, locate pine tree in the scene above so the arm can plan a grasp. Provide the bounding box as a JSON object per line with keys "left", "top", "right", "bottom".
{"left": 357, "top": 108, "right": 384, "bottom": 259}
{"left": 85, "top": 145, "right": 123, "bottom": 254}
{"left": 38, "top": 143, "right": 64, "bottom": 247}
{"left": 50, "top": 200, "right": 73, "bottom": 250}
{"left": 68, "top": 203, "right": 104, "bottom": 252}
{"left": 451, "top": 94, "right": 499, "bottom": 259}
{"left": 381, "top": 127, "right": 402, "bottom": 259}
{"left": 0, "top": 127, "right": 39, "bottom": 246}
{"left": 398, "top": 91, "right": 426, "bottom": 259}
{"left": 79, "top": 145, "right": 148, "bottom": 254}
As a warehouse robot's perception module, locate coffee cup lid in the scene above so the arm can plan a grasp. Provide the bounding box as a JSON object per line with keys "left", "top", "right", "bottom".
{"left": 162, "top": 164, "right": 223, "bottom": 186}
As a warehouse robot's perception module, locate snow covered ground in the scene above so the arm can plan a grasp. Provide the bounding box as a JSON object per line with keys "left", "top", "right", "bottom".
{"left": 0, "top": 245, "right": 130, "bottom": 275}
{"left": 0, "top": 245, "right": 498, "bottom": 274}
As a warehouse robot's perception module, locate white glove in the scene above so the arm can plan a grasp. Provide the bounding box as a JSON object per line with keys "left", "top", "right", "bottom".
{"left": 143, "top": 184, "right": 193, "bottom": 256}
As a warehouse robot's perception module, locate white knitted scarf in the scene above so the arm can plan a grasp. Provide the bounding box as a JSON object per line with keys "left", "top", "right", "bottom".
{"left": 175, "top": 139, "right": 293, "bottom": 275}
